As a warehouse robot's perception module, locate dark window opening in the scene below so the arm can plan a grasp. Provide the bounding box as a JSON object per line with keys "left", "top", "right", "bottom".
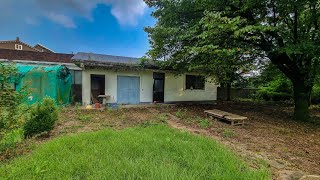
{"left": 186, "top": 75, "right": 205, "bottom": 90}
{"left": 70, "top": 70, "right": 82, "bottom": 103}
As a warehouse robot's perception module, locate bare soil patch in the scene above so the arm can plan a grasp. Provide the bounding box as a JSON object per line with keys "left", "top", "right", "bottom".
{"left": 156, "top": 101, "right": 320, "bottom": 175}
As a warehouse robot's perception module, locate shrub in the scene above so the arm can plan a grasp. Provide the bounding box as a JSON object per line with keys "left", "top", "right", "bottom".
{"left": 255, "top": 77, "right": 293, "bottom": 101}
{"left": 23, "top": 98, "right": 58, "bottom": 137}
{"left": 311, "top": 84, "right": 320, "bottom": 104}
{"left": 0, "top": 63, "right": 29, "bottom": 152}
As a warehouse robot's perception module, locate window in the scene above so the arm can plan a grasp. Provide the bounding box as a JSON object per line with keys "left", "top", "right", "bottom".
{"left": 15, "top": 44, "right": 23, "bottom": 50}
{"left": 70, "top": 70, "right": 82, "bottom": 85}
{"left": 186, "top": 75, "right": 205, "bottom": 90}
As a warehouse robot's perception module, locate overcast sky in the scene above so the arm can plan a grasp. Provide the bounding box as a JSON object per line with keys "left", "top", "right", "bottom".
{"left": 0, "top": 0, "right": 155, "bottom": 57}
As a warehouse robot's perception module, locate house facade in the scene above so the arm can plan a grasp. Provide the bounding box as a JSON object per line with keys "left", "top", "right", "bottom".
{"left": 1, "top": 49, "right": 219, "bottom": 105}
{"left": 73, "top": 53, "right": 218, "bottom": 105}
{"left": 0, "top": 37, "right": 54, "bottom": 53}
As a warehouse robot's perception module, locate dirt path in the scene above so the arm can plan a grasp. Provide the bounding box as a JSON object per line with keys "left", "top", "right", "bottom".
{"left": 150, "top": 105, "right": 320, "bottom": 180}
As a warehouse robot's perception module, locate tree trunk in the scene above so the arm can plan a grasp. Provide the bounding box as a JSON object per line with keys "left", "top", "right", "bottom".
{"left": 226, "top": 83, "right": 231, "bottom": 101}
{"left": 292, "top": 81, "right": 312, "bottom": 121}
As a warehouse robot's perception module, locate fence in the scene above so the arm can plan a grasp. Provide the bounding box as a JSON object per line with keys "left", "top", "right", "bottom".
{"left": 217, "top": 87, "right": 260, "bottom": 101}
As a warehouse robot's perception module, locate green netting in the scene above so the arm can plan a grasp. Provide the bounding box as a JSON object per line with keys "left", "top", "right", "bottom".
{"left": 15, "top": 64, "right": 72, "bottom": 105}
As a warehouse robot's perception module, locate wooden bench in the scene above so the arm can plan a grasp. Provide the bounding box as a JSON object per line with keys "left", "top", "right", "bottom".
{"left": 204, "top": 109, "right": 247, "bottom": 126}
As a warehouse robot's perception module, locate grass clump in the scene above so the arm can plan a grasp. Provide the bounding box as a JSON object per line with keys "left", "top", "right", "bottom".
{"left": 195, "top": 116, "right": 211, "bottom": 129}
{"left": 0, "top": 125, "right": 269, "bottom": 179}
{"left": 223, "top": 129, "right": 235, "bottom": 138}
{"left": 78, "top": 115, "right": 92, "bottom": 122}
{"left": 175, "top": 108, "right": 187, "bottom": 119}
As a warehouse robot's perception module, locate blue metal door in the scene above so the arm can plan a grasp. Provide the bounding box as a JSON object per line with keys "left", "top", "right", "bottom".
{"left": 117, "top": 76, "right": 140, "bottom": 104}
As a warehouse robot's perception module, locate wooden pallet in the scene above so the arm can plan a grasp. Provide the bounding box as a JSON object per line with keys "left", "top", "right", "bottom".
{"left": 204, "top": 109, "right": 247, "bottom": 125}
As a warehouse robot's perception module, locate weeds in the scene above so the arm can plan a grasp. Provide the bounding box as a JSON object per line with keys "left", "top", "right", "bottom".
{"left": 78, "top": 115, "right": 92, "bottom": 122}
{"left": 175, "top": 108, "right": 187, "bottom": 119}
{"left": 157, "top": 114, "right": 168, "bottom": 123}
{"left": 195, "top": 116, "right": 212, "bottom": 129}
{"left": 222, "top": 129, "right": 235, "bottom": 138}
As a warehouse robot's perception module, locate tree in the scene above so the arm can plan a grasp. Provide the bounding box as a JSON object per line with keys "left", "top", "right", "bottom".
{"left": 144, "top": 0, "right": 256, "bottom": 101}
{"left": 145, "top": 0, "right": 320, "bottom": 120}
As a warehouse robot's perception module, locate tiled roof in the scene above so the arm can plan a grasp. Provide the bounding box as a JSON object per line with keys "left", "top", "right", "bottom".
{"left": 0, "top": 39, "right": 42, "bottom": 52}
{"left": 72, "top": 52, "right": 140, "bottom": 65}
{"left": 34, "top": 44, "right": 55, "bottom": 53}
{"left": 0, "top": 49, "right": 73, "bottom": 63}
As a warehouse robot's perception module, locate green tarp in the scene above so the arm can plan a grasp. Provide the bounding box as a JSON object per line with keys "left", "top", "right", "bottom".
{"left": 15, "top": 64, "right": 72, "bottom": 105}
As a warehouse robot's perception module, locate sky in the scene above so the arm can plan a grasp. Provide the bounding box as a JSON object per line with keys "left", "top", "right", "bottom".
{"left": 0, "top": 0, "right": 156, "bottom": 57}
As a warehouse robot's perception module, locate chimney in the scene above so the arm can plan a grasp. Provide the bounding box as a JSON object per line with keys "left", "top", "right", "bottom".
{"left": 16, "top": 37, "right": 20, "bottom": 42}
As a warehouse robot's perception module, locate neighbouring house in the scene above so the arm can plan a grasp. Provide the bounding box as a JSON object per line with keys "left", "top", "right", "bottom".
{"left": 0, "top": 37, "right": 54, "bottom": 53}
{"left": 0, "top": 49, "right": 82, "bottom": 104}
{"left": 72, "top": 52, "right": 219, "bottom": 105}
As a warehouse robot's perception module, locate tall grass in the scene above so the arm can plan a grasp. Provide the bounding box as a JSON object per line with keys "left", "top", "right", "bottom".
{"left": 0, "top": 125, "right": 269, "bottom": 179}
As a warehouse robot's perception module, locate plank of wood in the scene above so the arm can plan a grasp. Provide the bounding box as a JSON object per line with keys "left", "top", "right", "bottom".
{"left": 204, "top": 109, "right": 247, "bottom": 122}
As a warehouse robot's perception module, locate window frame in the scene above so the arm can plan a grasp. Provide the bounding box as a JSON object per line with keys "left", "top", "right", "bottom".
{"left": 185, "top": 75, "right": 205, "bottom": 90}
{"left": 15, "top": 44, "right": 23, "bottom": 50}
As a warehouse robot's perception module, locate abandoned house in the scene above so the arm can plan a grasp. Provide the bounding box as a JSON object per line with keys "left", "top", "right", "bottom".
{"left": 72, "top": 52, "right": 218, "bottom": 105}
{"left": 1, "top": 48, "right": 218, "bottom": 105}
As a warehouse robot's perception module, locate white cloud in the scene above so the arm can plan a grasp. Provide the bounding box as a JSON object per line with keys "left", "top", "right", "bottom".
{"left": 36, "top": 0, "right": 147, "bottom": 27}
{"left": 0, "top": 0, "right": 147, "bottom": 28}
{"left": 46, "top": 12, "right": 77, "bottom": 28}
{"left": 109, "top": 0, "right": 147, "bottom": 26}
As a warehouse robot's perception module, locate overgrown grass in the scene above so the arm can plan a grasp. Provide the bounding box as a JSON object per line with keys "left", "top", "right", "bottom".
{"left": 0, "top": 125, "right": 269, "bottom": 179}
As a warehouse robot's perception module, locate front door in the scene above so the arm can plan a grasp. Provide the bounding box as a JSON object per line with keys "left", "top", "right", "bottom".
{"left": 117, "top": 76, "right": 140, "bottom": 104}
{"left": 153, "top": 73, "right": 165, "bottom": 103}
{"left": 91, "top": 74, "right": 105, "bottom": 103}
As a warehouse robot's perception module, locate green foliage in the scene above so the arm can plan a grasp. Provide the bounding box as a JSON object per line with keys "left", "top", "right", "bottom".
{"left": 0, "top": 126, "right": 269, "bottom": 179}
{"left": 198, "top": 118, "right": 211, "bottom": 129}
{"left": 0, "top": 129, "right": 24, "bottom": 152}
{"left": 145, "top": 0, "right": 320, "bottom": 120}
{"left": 23, "top": 98, "right": 58, "bottom": 137}
{"left": 312, "top": 77, "right": 320, "bottom": 103}
{"left": 78, "top": 115, "right": 92, "bottom": 122}
{"left": 223, "top": 129, "right": 235, "bottom": 138}
{"left": 156, "top": 113, "right": 168, "bottom": 123}
{"left": 256, "top": 77, "right": 293, "bottom": 101}
{"left": 0, "top": 63, "right": 29, "bottom": 152}
{"left": 175, "top": 108, "right": 187, "bottom": 119}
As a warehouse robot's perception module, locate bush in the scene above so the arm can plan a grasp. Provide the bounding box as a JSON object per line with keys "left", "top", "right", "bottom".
{"left": 0, "top": 63, "right": 29, "bottom": 152}
{"left": 311, "top": 84, "right": 320, "bottom": 104}
{"left": 23, "top": 98, "right": 58, "bottom": 137}
{"left": 255, "top": 77, "right": 293, "bottom": 101}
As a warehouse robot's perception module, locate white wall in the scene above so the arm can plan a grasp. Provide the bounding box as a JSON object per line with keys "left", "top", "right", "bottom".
{"left": 82, "top": 69, "right": 153, "bottom": 105}
{"left": 164, "top": 73, "right": 218, "bottom": 102}
{"left": 82, "top": 69, "right": 218, "bottom": 105}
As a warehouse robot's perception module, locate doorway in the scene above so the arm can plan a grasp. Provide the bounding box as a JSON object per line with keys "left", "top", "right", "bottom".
{"left": 91, "top": 74, "right": 105, "bottom": 103}
{"left": 117, "top": 76, "right": 140, "bottom": 104}
{"left": 153, "top": 73, "right": 165, "bottom": 103}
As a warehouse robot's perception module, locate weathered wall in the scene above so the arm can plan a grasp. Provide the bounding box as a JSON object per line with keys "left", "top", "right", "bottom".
{"left": 82, "top": 69, "right": 219, "bottom": 105}
{"left": 164, "top": 73, "right": 218, "bottom": 102}
{"left": 82, "top": 69, "right": 154, "bottom": 105}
